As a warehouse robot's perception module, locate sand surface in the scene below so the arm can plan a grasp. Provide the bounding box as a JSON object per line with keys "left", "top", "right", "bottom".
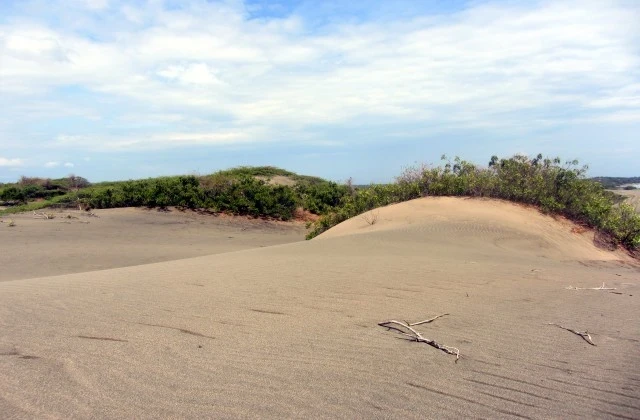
{"left": 1, "top": 197, "right": 639, "bottom": 419}
{"left": 615, "top": 189, "right": 640, "bottom": 212}
{"left": 0, "top": 207, "right": 306, "bottom": 282}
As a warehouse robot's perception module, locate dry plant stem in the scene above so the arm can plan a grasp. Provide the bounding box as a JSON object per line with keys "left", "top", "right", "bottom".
{"left": 33, "top": 211, "right": 54, "bottom": 220}
{"left": 566, "top": 282, "right": 615, "bottom": 290}
{"left": 379, "top": 320, "right": 460, "bottom": 362}
{"left": 362, "top": 210, "right": 379, "bottom": 226}
{"left": 548, "top": 323, "right": 596, "bottom": 346}
{"left": 409, "top": 313, "right": 450, "bottom": 326}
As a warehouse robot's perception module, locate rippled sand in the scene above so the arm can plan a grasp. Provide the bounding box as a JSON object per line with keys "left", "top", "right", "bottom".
{"left": 1, "top": 198, "right": 638, "bottom": 419}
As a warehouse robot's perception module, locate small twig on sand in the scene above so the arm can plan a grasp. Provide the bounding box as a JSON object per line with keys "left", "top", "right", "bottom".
{"left": 33, "top": 211, "right": 55, "bottom": 219}
{"left": 547, "top": 323, "right": 596, "bottom": 346}
{"left": 566, "top": 282, "right": 615, "bottom": 291}
{"left": 408, "top": 313, "right": 450, "bottom": 326}
{"left": 379, "top": 319, "right": 460, "bottom": 362}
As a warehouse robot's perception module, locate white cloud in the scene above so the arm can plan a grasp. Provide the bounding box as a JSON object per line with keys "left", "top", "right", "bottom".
{"left": 44, "top": 161, "right": 60, "bottom": 168}
{"left": 54, "top": 129, "right": 261, "bottom": 150}
{"left": 157, "top": 63, "right": 224, "bottom": 86}
{"left": 64, "top": 162, "right": 75, "bottom": 168}
{"left": 0, "top": 157, "right": 24, "bottom": 167}
{"left": 76, "top": 0, "right": 109, "bottom": 11}
{"left": 0, "top": 0, "right": 638, "bottom": 152}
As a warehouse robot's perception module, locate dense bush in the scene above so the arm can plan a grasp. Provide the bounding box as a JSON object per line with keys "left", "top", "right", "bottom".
{"left": 0, "top": 175, "right": 85, "bottom": 203}
{"left": 0, "top": 167, "right": 347, "bottom": 221}
{"left": 0, "top": 186, "right": 26, "bottom": 202}
{"left": 295, "top": 182, "right": 350, "bottom": 214}
{"left": 306, "top": 154, "right": 640, "bottom": 251}
{"left": 201, "top": 175, "right": 298, "bottom": 219}
{"left": 77, "top": 176, "right": 206, "bottom": 210}
{"left": 72, "top": 174, "right": 309, "bottom": 220}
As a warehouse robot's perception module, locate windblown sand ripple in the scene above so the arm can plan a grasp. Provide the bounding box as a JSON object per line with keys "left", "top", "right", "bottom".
{"left": 1, "top": 198, "right": 638, "bottom": 419}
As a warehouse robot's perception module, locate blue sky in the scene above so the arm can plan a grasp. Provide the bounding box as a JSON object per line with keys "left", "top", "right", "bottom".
{"left": 1, "top": 0, "right": 639, "bottom": 184}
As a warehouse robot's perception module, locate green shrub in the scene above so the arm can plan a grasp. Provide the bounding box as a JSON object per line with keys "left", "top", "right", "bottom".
{"left": 604, "top": 204, "right": 640, "bottom": 249}
{"left": 295, "top": 182, "right": 350, "bottom": 214}
{"left": 202, "top": 175, "right": 297, "bottom": 220}
{"left": 0, "top": 186, "right": 26, "bottom": 203}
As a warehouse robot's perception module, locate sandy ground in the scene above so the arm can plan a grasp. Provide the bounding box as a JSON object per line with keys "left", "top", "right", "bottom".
{"left": 614, "top": 189, "right": 640, "bottom": 212}
{"left": 1, "top": 197, "right": 639, "bottom": 419}
{"left": 0, "top": 207, "right": 306, "bottom": 282}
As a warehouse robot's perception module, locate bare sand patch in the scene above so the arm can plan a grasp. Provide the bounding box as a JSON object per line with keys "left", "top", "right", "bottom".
{"left": 0, "top": 207, "right": 306, "bottom": 282}
{"left": 614, "top": 189, "right": 640, "bottom": 212}
{"left": 0, "top": 197, "right": 638, "bottom": 418}
{"left": 256, "top": 175, "right": 298, "bottom": 186}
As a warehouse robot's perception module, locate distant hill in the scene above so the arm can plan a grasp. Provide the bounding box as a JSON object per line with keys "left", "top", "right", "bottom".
{"left": 591, "top": 177, "right": 640, "bottom": 189}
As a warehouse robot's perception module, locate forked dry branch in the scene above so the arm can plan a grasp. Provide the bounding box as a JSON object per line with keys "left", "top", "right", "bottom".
{"left": 547, "top": 322, "right": 596, "bottom": 346}
{"left": 565, "top": 282, "right": 615, "bottom": 291}
{"left": 379, "top": 317, "right": 460, "bottom": 362}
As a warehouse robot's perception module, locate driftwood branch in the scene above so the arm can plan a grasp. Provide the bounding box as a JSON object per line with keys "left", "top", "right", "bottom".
{"left": 379, "top": 318, "right": 460, "bottom": 362}
{"left": 548, "top": 323, "right": 596, "bottom": 346}
{"left": 566, "top": 282, "right": 615, "bottom": 291}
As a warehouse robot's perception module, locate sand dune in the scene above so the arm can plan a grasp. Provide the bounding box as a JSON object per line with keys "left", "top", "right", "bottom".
{"left": 1, "top": 197, "right": 638, "bottom": 419}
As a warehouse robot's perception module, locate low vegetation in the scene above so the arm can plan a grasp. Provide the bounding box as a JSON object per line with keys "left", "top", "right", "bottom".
{"left": 306, "top": 154, "right": 640, "bottom": 251}
{"left": 2, "top": 157, "right": 638, "bottom": 251}
{"left": 0, "top": 167, "right": 347, "bottom": 222}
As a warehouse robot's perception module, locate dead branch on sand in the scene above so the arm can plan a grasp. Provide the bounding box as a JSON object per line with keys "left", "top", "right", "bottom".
{"left": 547, "top": 323, "right": 596, "bottom": 346}
{"left": 33, "top": 211, "right": 55, "bottom": 219}
{"left": 408, "top": 313, "right": 450, "bottom": 326}
{"left": 379, "top": 318, "right": 460, "bottom": 362}
{"left": 565, "top": 282, "right": 616, "bottom": 291}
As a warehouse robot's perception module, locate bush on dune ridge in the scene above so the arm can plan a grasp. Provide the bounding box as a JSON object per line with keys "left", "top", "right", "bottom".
{"left": 306, "top": 154, "right": 640, "bottom": 251}
{"left": 0, "top": 168, "right": 349, "bottom": 222}
{"left": 1, "top": 159, "right": 638, "bottom": 250}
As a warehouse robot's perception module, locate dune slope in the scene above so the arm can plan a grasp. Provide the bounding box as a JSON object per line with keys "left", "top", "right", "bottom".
{"left": 1, "top": 197, "right": 638, "bottom": 419}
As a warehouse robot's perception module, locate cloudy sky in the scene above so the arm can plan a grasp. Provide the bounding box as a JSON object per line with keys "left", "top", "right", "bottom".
{"left": 1, "top": 0, "right": 639, "bottom": 183}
